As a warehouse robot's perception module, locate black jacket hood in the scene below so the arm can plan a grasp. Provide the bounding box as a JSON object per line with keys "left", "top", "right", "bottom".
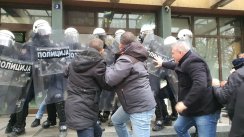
{"left": 123, "top": 42, "right": 148, "bottom": 62}
{"left": 232, "top": 58, "right": 244, "bottom": 70}
{"left": 71, "top": 48, "right": 103, "bottom": 72}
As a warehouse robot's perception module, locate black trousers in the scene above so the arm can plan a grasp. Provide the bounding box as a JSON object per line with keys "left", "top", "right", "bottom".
{"left": 46, "top": 101, "right": 66, "bottom": 126}
{"left": 8, "top": 82, "right": 35, "bottom": 128}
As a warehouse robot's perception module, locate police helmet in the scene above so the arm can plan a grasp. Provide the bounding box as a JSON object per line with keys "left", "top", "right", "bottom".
{"left": 0, "top": 29, "right": 15, "bottom": 47}
{"left": 65, "top": 27, "right": 78, "bottom": 36}
{"left": 139, "top": 24, "right": 155, "bottom": 43}
{"left": 33, "top": 19, "right": 51, "bottom": 35}
{"left": 164, "top": 36, "right": 177, "bottom": 46}
{"left": 115, "top": 29, "right": 125, "bottom": 37}
{"left": 65, "top": 27, "right": 79, "bottom": 42}
{"left": 93, "top": 28, "right": 106, "bottom": 36}
{"left": 140, "top": 24, "right": 155, "bottom": 34}
{"left": 177, "top": 29, "right": 193, "bottom": 41}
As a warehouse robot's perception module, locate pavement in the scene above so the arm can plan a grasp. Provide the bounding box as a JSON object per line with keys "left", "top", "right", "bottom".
{"left": 0, "top": 112, "right": 231, "bottom": 137}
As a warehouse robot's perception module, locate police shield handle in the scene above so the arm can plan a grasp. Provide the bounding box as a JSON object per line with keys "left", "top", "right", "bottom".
{"left": 153, "top": 56, "right": 163, "bottom": 68}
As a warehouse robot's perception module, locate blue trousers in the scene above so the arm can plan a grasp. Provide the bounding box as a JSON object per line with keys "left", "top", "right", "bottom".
{"left": 174, "top": 111, "right": 220, "bottom": 137}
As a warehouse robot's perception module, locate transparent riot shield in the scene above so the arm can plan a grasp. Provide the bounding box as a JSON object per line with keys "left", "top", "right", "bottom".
{"left": 64, "top": 32, "right": 88, "bottom": 65}
{"left": 142, "top": 34, "right": 172, "bottom": 77}
{"left": 32, "top": 30, "right": 69, "bottom": 106}
{"left": 111, "top": 40, "right": 120, "bottom": 55}
{"left": 166, "top": 69, "right": 178, "bottom": 101}
{"left": 0, "top": 44, "right": 32, "bottom": 114}
{"left": 100, "top": 36, "right": 117, "bottom": 112}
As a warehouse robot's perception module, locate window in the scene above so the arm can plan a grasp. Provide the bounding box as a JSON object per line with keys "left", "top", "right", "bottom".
{"left": 65, "top": 10, "right": 156, "bottom": 31}
{"left": 194, "top": 17, "right": 217, "bottom": 35}
{"left": 129, "top": 13, "right": 155, "bottom": 29}
{"left": 221, "top": 38, "right": 241, "bottom": 80}
{"left": 98, "top": 12, "right": 126, "bottom": 28}
{"left": 195, "top": 38, "right": 219, "bottom": 79}
{"left": 13, "top": 32, "right": 25, "bottom": 43}
{"left": 219, "top": 18, "right": 241, "bottom": 36}
{"left": 171, "top": 16, "right": 190, "bottom": 34}
{"left": 1, "top": 8, "right": 51, "bottom": 24}
{"left": 172, "top": 15, "right": 242, "bottom": 81}
{"left": 66, "top": 11, "right": 95, "bottom": 26}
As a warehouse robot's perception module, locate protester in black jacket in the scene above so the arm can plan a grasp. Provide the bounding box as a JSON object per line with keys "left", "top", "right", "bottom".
{"left": 154, "top": 40, "right": 221, "bottom": 137}
{"left": 64, "top": 38, "right": 108, "bottom": 137}
{"left": 214, "top": 57, "right": 244, "bottom": 137}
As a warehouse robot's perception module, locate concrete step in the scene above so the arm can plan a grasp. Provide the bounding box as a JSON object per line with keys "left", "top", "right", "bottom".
{"left": 0, "top": 114, "right": 231, "bottom": 137}
{"left": 102, "top": 125, "right": 230, "bottom": 137}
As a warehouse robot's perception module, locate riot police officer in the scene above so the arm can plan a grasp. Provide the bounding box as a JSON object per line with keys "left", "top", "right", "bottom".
{"left": 31, "top": 19, "right": 67, "bottom": 137}
{"left": 93, "top": 28, "right": 115, "bottom": 124}
{"left": 3, "top": 29, "right": 34, "bottom": 137}
{"left": 139, "top": 24, "right": 175, "bottom": 131}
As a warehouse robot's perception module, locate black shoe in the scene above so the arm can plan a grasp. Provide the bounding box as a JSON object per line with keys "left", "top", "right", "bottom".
{"left": 152, "top": 120, "right": 164, "bottom": 131}
{"left": 31, "top": 119, "right": 40, "bottom": 127}
{"left": 5, "top": 123, "right": 13, "bottom": 134}
{"left": 42, "top": 120, "right": 56, "bottom": 129}
{"left": 170, "top": 114, "right": 178, "bottom": 121}
{"left": 100, "top": 117, "right": 108, "bottom": 123}
{"left": 101, "top": 111, "right": 110, "bottom": 123}
{"left": 7, "top": 127, "right": 25, "bottom": 137}
{"left": 163, "top": 115, "right": 172, "bottom": 126}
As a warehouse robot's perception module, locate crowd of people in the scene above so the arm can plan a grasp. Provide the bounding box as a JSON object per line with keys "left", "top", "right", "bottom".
{"left": 0, "top": 18, "right": 243, "bottom": 137}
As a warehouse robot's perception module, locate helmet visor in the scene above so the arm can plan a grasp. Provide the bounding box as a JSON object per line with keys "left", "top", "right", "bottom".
{"left": 35, "top": 25, "right": 52, "bottom": 35}
{"left": 0, "top": 37, "right": 13, "bottom": 47}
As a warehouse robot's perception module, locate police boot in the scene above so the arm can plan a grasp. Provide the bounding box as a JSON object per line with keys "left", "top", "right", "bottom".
{"left": 44, "top": 103, "right": 57, "bottom": 129}
{"left": 55, "top": 101, "right": 67, "bottom": 137}
{"left": 152, "top": 120, "right": 164, "bottom": 131}
{"left": 5, "top": 123, "right": 14, "bottom": 134}
{"left": 170, "top": 99, "right": 178, "bottom": 121}
{"left": 42, "top": 120, "right": 56, "bottom": 129}
{"left": 101, "top": 111, "right": 110, "bottom": 123}
{"left": 8, "top": 110, "right": 26, "bottom": 136}
{"left": 5, "top": 113, "right": 16, "bottom": 134}
{"left": 7, "top": 127, "right": 25, "bottom": 137}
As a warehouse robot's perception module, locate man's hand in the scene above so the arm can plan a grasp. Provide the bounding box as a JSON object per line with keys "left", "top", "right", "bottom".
{"left": 175, "top": 101, "right": 187, "bottom": 113}
{"left": 220, "top": 80, "right": 227, "bottom": 87}
{"left": 212, "top": 78, "right": 220, "bottom": 86}
{"left": 153, "top": 56, "right": 163, "bottom": 68}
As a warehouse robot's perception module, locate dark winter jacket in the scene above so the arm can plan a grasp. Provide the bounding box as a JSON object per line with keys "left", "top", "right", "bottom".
{"left": 162, "top": 51, "right": 220, "bottom": 116}
{"left": 214, "top": 63, "right": 244, "bottom": 137}
{"left": 64, "top": 48, "right": 108, "bottom": 130}
{"left": 105, "top": 42, "right": 156, "bottom": 114}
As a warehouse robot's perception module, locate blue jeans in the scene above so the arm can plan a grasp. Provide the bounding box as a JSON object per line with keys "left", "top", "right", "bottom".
{"left": 36, "top": 100, "right": 46, "bottom": 119}
{"left": 174, "top": 111, "right": 220, "bottom": 137}
{"left": 111, "top": 106, "right": 155, "bottom": 137}
{"left": 77, "top": 123, "right": 102, "bottom": 137}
